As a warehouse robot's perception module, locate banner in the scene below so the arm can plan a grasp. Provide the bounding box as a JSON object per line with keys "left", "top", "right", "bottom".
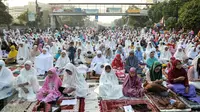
{"left": 74, "top": 8, "right": 82, "bottom": 12}
{"left": 95, "top": 15, "right": 98, "bottom": 22}
{"left": 140, "top": 10, "right": 148, "bottom": 15}
{"left": 28, "top": 12, "right": 35, "bottom": 22}
{"left": 126, "top": 9, "right": 140, "bottom": 13}
{"left": 84, "top": 9, "right": 98, "bottom": 14}
{"left": 106, "top": 8, "right": 122, "bottom": 13}
{"left": 52, "top": 7, "right": 64, "bottom": 12}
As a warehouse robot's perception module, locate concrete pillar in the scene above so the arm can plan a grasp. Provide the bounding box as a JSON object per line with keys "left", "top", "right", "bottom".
{"left": 50, "top": 15, "right": 56, "bottom": 29}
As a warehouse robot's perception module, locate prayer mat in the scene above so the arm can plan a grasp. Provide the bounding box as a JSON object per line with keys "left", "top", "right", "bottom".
{"left": 178, "top": 96, "right": 200, "bottom": 109}
{"left": 1, "top": 99, "right": 37, "bottom": 112}
{"left": 114, "top": 69, "right": 127, "bottom": 83}
{"left": 32, "top": 98, "right": 85, "bottom": 112}
{"left": 8, "top": 65, "right": 24, "bottom": 77}
{"left": 56, "top": 98, "right": 85, "bottom": 112}
{"left": 86, "top": 72, "right": 100, "bottom": 81}
{"left": 99, "top": 99, "right": 158, "bottom": 112}
{"left": 32, "top": 101, "right": 51, "bottom": 112}
{"left": 146, "top": 92, "right": 191, "bottom": 111}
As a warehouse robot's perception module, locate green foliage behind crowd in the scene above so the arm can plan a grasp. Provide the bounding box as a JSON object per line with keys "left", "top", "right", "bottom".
{"left": 114, "top": 0, "right": 200, "bottom": 33}
{"left": 0, "top": 0, "right": 13, "bottom": 28}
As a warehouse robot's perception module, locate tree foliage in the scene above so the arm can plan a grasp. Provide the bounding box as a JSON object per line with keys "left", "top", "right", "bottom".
{"left": 129, "top": 16, "right": 149, "bottom": 28}
{"left": 113, "top": 17, "right": 126, "bottom": 27}
{"left": 17, "top": 10, "right": 28, "bottom": 24}
{"left": 165, "top": 17, "right": 177, "bottom": 29}
{"left": 147, "top": 0, "right": 200, "bottom": 32}
{"left": 0, "top": 0, "right": 13, "bottom": 26}
{"left": 178, "top": 0, "right": 200, "bottom": 32}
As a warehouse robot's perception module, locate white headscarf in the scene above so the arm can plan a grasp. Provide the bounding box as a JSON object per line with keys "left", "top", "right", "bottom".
{"left": 174, "top": 47, "right": 187, "bottom": 61}
{"left": 63, "top": 63, "right": 88, "bottom": 97}
{"left": 146, "top": 42, "right": 156, "bottom": 54}
{"left": 100, "top": 64, "right": 119, "bottom": 86}
{"left": 55, "top": 50, "right": 70, "bottom": 68}
{"left": 187, "top": 47, "right": 198, "bottom": 59}
{"left": 16, "top": 61, "right": 39, "bottom": 92}
{"left": 160, "top": 46, "right": 172, "bottom": 60}
{"left": 17, "top": 42, "right": 30, "bottom": 61}
{"left": 0, "top": 60, "right": 13, "bottom": 99}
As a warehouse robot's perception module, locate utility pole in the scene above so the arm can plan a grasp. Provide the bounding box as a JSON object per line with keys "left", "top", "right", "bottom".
{"left": 36, "top": 0, "right": 39, "bottom": 28}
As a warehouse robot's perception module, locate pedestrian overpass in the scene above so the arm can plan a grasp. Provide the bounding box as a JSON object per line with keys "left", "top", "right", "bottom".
{"left": 49, "top": 3, "right": 155, "bottom": 28}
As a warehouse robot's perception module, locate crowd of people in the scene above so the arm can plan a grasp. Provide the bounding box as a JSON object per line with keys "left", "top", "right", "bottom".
{"left": 0, "top": 27, "right": 200, "bottom": 110}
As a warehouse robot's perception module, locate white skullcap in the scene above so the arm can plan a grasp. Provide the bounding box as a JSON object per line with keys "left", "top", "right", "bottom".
{"left": 97, "top": 50, "right": 102, "bottom": 54}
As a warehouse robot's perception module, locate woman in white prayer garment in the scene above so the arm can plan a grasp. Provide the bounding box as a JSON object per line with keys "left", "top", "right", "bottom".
{"left": 59, "top": 63, "right": 88, "bottom": 97}
{"left": 17, "top": 42, "right": 30, "bottom": 65}
{"left": 35, "top": 48, "right": 53, "bottom": 75}
{"left": 159, "top": 46, "right": 172, "bottom": 64}
{"left": 173, "top": 47, "right": 187, "bottom": 61}
{"left": 14, "top": 61, "right": 39, "bottom": 102}
{"left": 104, "top": 47, "right": 113, "bottom": 63}
{"left": 146, "top": 42, "right": 156, "bottom": 54}
{"left": 187, "top": 47, "right": 198, "bottom": 60}
{"left": 0, "top": 60, "right": 13, "bottom": 100}
{"left": 50, "top": 42, "right": 58, "bottom": 56}
{"left": 125, "top": 38, "right": 132, "bottom": 49}
{"left": 85, "top": 41, "right": 94, "bottom": 53}
{"left": 98, "top": 64, "right": 123, "bottom": 99}
{"left": 90, "top": 50, "right": 107, "bottom": 75}
{"left": 30, "top": 45, "right": 40, "bottom": 63}
{"left": 74, "top": 48, "right": 86, "bottom": 65}
{"left": 55, "top": 50, "right": 70, "bottom": 69}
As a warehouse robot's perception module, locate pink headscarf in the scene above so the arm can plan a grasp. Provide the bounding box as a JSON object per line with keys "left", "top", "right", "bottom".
{"left": 42, "top": 67, "right": 62, "bottom": 96}
{"left": 123, "top": 67, "right": 142, "bottom": 91}
{"left": 38, "top": 43, "right": 43, "bottom": 52}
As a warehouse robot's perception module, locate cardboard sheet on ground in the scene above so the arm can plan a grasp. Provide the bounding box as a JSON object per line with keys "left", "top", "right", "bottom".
{"left": 60, "top": 99, "right": 77, "bottom": 106}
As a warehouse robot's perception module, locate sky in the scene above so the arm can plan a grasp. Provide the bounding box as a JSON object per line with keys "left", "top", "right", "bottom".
{"left": 7, "top": 0, "right": 148, "bottom": 23}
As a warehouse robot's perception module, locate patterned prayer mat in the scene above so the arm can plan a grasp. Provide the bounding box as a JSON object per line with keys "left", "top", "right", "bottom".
{"left": 8, "top": 65, "right": 24, "bottom": 77}
{"left": 146, "top": 93, "right": 191, "bottom": 112}
{"left": 32, "top": 98, "right": 85, "bottom": 112}
{"left": 178, "top": 96, "right": 200, "bottom": 109}
{"left": 99, "top": 99, "right": 159, "bottom": 112}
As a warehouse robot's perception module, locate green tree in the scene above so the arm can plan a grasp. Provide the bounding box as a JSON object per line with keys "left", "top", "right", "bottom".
{"left": 148, "top": 2, "right": 164, "bottom": 23}
{"left": 17, "top": 10, "right": 28, "bottom": 24}
{"left": 178, "top": 0, "right": 200, "bottom": 33}
{"left": 129, "top": 16, "right": 149, "bottom": 28}
{"left": 0, "top": 0, "right": 12, "bottom": 27}
{"left": 165, "top": 17, "right": 177, "bottom": 29}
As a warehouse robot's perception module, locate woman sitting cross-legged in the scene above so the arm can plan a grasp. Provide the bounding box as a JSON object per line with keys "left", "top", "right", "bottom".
{"left": 35, "top": 67, "right": 62, "bottom": 110}
{"left": 188, "top": 58, "right": 200, "bottom": 89}
{"left": 144, "top": 61, "right": 170, "bottom": 96}
{"left": 14, "top": 61, "right": 39, "bottom": 102}
{"left": 123, "top": 67, "right": 145, "bottom": 98}
{"left": 111, "top": 54, "right": 124, "bottom": 70}
{"left": 59, "top": 63, "right": 89, "bottom": 98}
{"left": 98, "top": 64, "right": 123, "bottom": 99}
{"left": 167, "top": 59, "right": 199, "bottom": 102}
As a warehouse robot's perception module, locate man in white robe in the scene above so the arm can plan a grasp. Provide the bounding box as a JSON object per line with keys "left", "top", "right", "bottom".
{"left": 14, "top": 61, "right": 39, "bottom": 102}
{"left": 90, "top": 51, "right": 107, "bottom": 75}
{"left": 35, "top": 48, "right": 53, "bottom": 75}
